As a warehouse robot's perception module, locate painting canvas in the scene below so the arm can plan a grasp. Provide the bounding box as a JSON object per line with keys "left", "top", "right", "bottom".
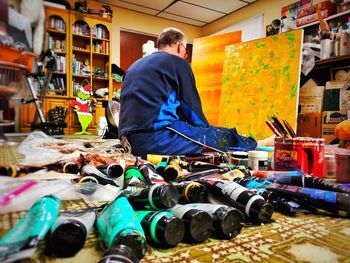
{"left": 218, "top": 30, "right": 303, "bottom": 140}
{"left": 192, "top": 31, "right": 242, "bottom": 125}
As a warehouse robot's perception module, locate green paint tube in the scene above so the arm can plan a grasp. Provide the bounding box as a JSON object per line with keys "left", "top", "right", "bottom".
{"left": 96, "top": 195, "right": 147, "bottom": 260}
{"left": 127, "top": 184, "right": 179, "bottom": 210}
{"left": 135, "top": 210, "right": 185, "bottom": 247}
{"left": 124, "top": 166, "right": 148, "bottom": 188}
{"left": 0, "top": 195, "right": 61, "bottom": 262}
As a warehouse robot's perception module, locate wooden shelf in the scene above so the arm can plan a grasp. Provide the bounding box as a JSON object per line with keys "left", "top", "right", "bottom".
{"left": 93, "top": 52, "right": 109, "bottom": 56}
{"left": 47, "top": 28, "right": 66, "bottom": 35}
{"left": 92, "top": 37, "right": 109, "bottom": 41}
{"left": 297, "top": 9, "right": 350, "bottom": 29}
{"left": 72, "top": 33, "right": 90, "bottom": 39}
{"left": 73, "top": 49, "right": 90, "bottom": 53}
{"left": 72, "top": 74, "right": 90, "bottom": 78}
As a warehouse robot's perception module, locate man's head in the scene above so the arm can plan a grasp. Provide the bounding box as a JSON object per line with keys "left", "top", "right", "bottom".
{"left": 157, "top": 27, "right": 188, "bottom": 59}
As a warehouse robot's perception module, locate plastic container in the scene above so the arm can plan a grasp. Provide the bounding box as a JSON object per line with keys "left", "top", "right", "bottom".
{"left": 248, "top": 150, "right": 268, "bottom": 171}
{"left": 335, "top": 152, "right": 350, "bottom": 183}
{"left": 323, "top": 154, "right": 336, "bottom": 180}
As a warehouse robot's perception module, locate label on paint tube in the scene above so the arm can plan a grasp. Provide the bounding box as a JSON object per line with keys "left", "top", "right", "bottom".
{"left": 299, "top": 188, "right": 336, "bottom": 204}
{"left": 169, "top": 204, "right": 194, "bottom": 218}
{"left": 187, "top": 203, "right": 223, "bottom": 215}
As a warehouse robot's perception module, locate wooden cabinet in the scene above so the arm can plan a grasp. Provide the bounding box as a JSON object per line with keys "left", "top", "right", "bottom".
{"left": 20, "top": 6, "right": 113, "bottom": 135}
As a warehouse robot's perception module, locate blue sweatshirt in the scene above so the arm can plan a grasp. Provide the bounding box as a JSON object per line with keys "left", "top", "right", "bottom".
{"left": 119, "top": 51, "right": 209, "bottom": 137}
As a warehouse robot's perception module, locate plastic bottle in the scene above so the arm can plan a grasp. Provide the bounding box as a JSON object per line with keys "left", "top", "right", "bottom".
{"left": 96, "top": 195, "right": 147, "bottom": 260}
{"left": 335, "top": 153, "right": 350, "bottom": 184}
{"left": 135, "top": 210, "right": 185, "bottom": 247}
{"left": 248, "top": 150, "right": 268, "bottom": 171}
{"left": 169, "top": 204, "right": 213, "bottom": 243}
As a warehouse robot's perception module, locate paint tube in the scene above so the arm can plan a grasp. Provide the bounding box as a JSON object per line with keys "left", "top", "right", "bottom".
{"left": 250, "top": 170, "right": 304, "bottom": 181}
{"left": 154, "top": 161, "right": 168, "bottom": 176}
{"left": 198, "top": 177, "right": 274, "bottom": 224}
{"left": 98, "top": 244, "right": 139, "bottom": 263}
{"left": 0, "top": 195, "right": 61, "bottom": 262}
{"left": 169, "top": 204, "right": 213, "bottom": 243}
{"left": 172, "top": 181, "right": 208, "bottom": 203}
{"left": 47, "top": 162, "right": 80, "bottom": 174}
{"left": 182, "top": 203, "right": 244, "bottom": 239}
{"left": 138, "top": 163, "right": 167, "bottom": 185}
{"left": 97, "top": 163, "right": 124, "bottom": 179}
{"left": 267, "top": 183, "right": 350, "bottom": 218}
{"left": 124, "top": 166, "right": 149, "bottom": 188}
{"left": 96, "top": 194, "right": 147, "bottom": 260}
{"left": 0, "top": 165, "right": 41, "bottom": 177}
{"left": 163, "top": 161, "right": 183, "bottom": 182}
{"left": 188, "top": 161, "right": 229, "bottom": 172}
{"left": 274, "top": 175, "right": 350, "bottom": 194}
{"left": 184, "top": 153, "right": 228, "bottom": 164}
{"left": 126, "top": 184, "right": 178, "bottom": 210}
{"left": 135, "top": 210, "right": 185, "bottom": 247}
{"left": 80, "top": 164, "right": 119, "bottom": 187}
{"left": 49, "top": 209, "right": 96, "bottom": 257}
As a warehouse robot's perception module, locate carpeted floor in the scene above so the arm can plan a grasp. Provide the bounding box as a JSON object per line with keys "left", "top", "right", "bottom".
{"left": 1, "top": 136, "right": 350, "bottom": 263}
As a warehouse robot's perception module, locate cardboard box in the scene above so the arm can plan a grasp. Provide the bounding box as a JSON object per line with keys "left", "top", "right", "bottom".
{"left": 296, "top": 9, "right": 332, "bottom": 27}
{"left": 322, "top": 110, "right": 350, "bottom": 144}
{"left": 297, "top": 1, "right": 337, "bottom": 19}
{"left": 297, "top": 112, "right": 322, "bottom": 138}
{"left": 299, "top": 85, "right": 324, "bottom": 113}
{"left": 324, "top": 81, "right": 350, "bottom": 111}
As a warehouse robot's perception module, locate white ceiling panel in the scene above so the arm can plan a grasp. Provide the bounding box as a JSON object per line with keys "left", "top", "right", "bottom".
{"left": 157, "top": 12, "right": 206, "bottom": 27}
{"left": 182, "top": 0, "right": 248, "bottom": 14}
{"left": 100, "top": 0, "right": 159, "bottom": 15}
{"left": 165, "top": 1, "right": 223, "bottom": 23}
{"left": 98, "top": 0, "right": 258, "bottom": 27}
{"left": 108, "top": 0, "right": 174, "bottom": 10}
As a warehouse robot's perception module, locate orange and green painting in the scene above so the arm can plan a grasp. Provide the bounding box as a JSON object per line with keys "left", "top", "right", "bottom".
{"left": 218, "top": 30, "right": 303, "bottom": 140}
{"left": 192, "top": 31, "right": 242, "bottom": 125}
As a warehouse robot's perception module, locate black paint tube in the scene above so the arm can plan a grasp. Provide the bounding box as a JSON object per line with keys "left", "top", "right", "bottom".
{"left": 47, "top": 162, "right": 80, "bottom": 174}
{"left": 0, "top": 165, "right": 41, "bottom": 177}
{"left": 198, "top": 177, "right": 274, "bottom": 224}
{"left": 49, "top": 209, "right": 96, "bottom": 257}
{"left": 169, "top": 204, "right": 213, "bottom": 243}
{"left": 124, "top": 166, "right": 149, "bottom": 188}
{"left": 135, "top": 210, "right": 185, "bottom": 247}
{"left": 127, "top": 184, "right": 179, "bottom": 210}
{"left": 181, "top": 169, "right": 228, "bottom": 182}
{"left": 183, "top": 203, "right": 244, "bottom": 239}
{"left": 163, "top": 161, "right": 182, "bottom": 182}
{"left": 154, "top": 161, "right": 168, "bottom": 177}
{"left": 275, "top": 175, "right": 350, "bottom": 194}
{"left": 138, "top": 163, "right": 167, "bottom": 185}
{"left": 97, "top": 163, "right": 124, "bottom": 179}
{"left": 188, "top": 161, "right": 229, "bottom": 172}
{"left": 98, "top": 245, "right": 139, "bottom": 263}
{"left": 184, "top": 153, "right": 228, "bottom": 164}
{"left": 267, "top": 183, "right": 350, "bottom": 218}
{"left": 172, "top": 181, "right": 208, "bottom": 203}
{"left": 80, "top": 164, "right": 118, "bottom": 187}
{"left": 96, "top": 194, "right": 147, "bottom": 260}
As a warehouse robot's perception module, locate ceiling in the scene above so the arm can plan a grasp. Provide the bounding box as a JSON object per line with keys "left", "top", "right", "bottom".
{"left": 97, "top": 0, "right": 258, "bottom": 27}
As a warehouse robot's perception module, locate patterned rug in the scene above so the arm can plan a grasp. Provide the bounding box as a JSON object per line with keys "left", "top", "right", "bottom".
{"left": 1, "top": 199, "right": 350, "bottom": 263}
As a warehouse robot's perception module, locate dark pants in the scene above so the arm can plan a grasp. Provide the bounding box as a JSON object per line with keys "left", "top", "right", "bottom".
{"left": 127, "top": 120, "right": 257, "bottom": 157}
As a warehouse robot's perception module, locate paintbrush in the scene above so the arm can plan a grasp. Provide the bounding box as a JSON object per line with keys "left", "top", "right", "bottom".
{"left": 266, "top": 120, "right": 283, "bottom": 137}
{"left": 272, "top": 116, "right": 290, "bottom": 138}
{"left": 283, "top": 120, "right": 297, "bottom": 138}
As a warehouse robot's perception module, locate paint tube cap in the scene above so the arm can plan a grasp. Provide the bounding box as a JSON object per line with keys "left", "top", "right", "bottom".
{"left": 49, "top": 220, "right": 87, "bottom": 257}
{"left": 152, "top": 184, "right": 179, "bottom": 209}
{"left": 181, "top": 182, "right": 208, "bottom": 203}
{"left": 183, "top": 209, "right": 213, "bottom": 243}
{"left": 99, "top": 246, "right": 138, "bottom": 263}
{"left": 98, "top": 245, "right": 139, "bottom": 263}
{"left": 212, "top": 206, "right": 244, "bottom": 239}
{"left": 250, "top": 198, "right": 274, "bottom": 223}
{"left": 156, "top": 214, "right": 185, "bottom": 247}
{"left": 115, "top": 230, "right": 147, "bottom": 260}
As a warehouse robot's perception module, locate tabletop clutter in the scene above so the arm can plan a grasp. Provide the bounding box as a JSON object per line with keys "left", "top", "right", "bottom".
{"left": 0, "top": 122, "right": 350, "bottom": 262}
